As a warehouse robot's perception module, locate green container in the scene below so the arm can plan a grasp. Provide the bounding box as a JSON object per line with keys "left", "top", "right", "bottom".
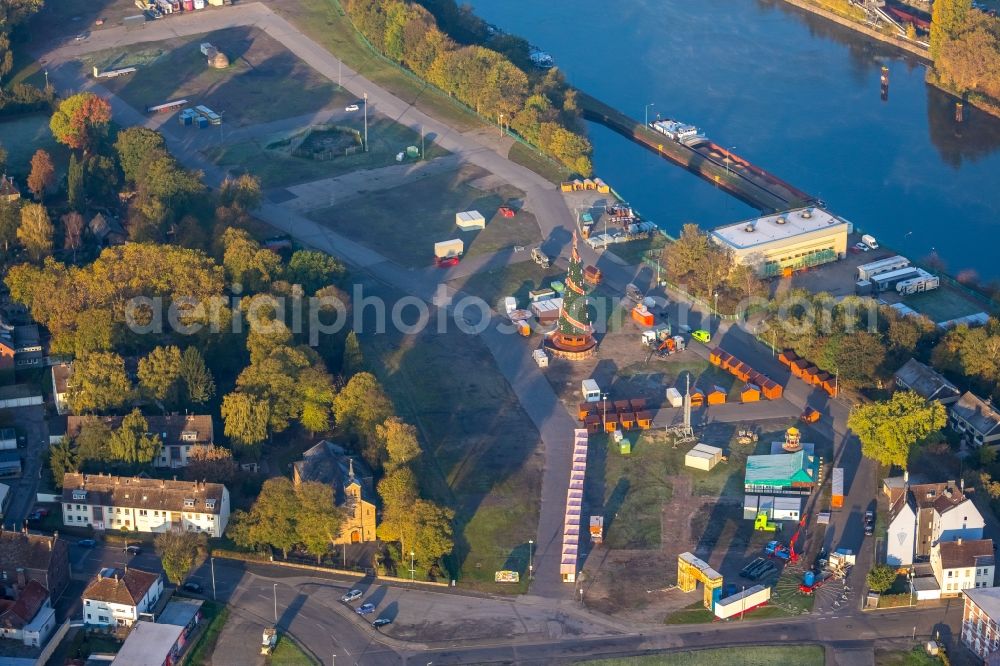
{"left": 619, "top": 439, "right": 631, "bottom": 455}
{"left": 406, "top": 145, "right": 420, "bottom": 157}
{"left": 550, "top": 281, "right": 565, "bottom": 294}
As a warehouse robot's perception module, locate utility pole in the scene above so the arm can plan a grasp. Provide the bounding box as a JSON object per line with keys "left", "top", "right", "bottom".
{"left": 338, "top": 60, "right": 341, "bottom": 88}
{"left": 410, "top": 551, "right": 415, "bottom": 582}
{"left": 498, "top": 113, "right": 504, "bottom": 139}
{"left": 272, "top": 583, "right": 277, "bottom": 623}
{"left": 211, "top": 557, "right": 216, "bottom": 601}
{"left": 421, "top": 127, "right": 425, "bottom": 160}
{"left": 528, "top": 540, "right": 533, "bottom": 580}
{"left": 363, "top": 93, "right": 369, "bottom": 152}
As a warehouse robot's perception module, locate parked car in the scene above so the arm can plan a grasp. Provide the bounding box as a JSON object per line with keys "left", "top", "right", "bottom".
{"left": 345, "top": 104, "right": 360, "bottom": 112}
{"left": 372, "top": 617, "right": 392, "bottom": 628}
{"left": 854, "top": 242, "right": 870, "bottom": 252}
{"left": 691, "top": 329, "right": 711, "bottom": 344}
{"left": 864, "top": 510, "right": 875, "bottom": 536}
{"left": 124, "top": 545, "right": 141, "bottom": 555}
{"left": 341, "top": 589, "right": 363, "bottom": 603}
{"left": 77, "top": 539, "right": 97, "bottom": 548}
{"left": 182, "top": 582, "right": 203, "bottom": 593}
{"left": 356, "top": 603, "right": 376, "bottom": 616}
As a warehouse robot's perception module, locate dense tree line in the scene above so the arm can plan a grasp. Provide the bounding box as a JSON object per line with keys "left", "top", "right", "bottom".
{"left": 344, "top": 0, "right": 593, "bottom": 174}
{"left": 660, "top": 224, "right": 764, "bottom": 309}
{"left": 931, "top": 317, "right": 1000, "bottom": 403}
{"left": 0, "top": 0, "right": 50, "bottom": 117}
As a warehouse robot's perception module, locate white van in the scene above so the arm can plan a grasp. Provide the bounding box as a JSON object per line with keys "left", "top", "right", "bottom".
{"left": 861, "top": 234, "right": 879, "bottom": 250}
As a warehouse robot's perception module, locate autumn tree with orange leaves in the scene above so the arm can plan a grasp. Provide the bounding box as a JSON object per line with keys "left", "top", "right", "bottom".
{"left": 49, "top": 93, "right": 112, "bottom": 154}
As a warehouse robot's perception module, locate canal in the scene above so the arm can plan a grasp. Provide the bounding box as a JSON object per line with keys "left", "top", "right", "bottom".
{"left": 466, "top": 0, "right": 1000, "bottom": 279}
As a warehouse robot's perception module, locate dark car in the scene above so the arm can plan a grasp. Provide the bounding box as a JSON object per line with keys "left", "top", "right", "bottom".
{"left": 356, "top": 603, "right": 376, "bottom": 616}
{"left": 77, "top": 539, "right": 97, "bottom": 548}
{"left": 372, "top": 617, "right": 392, "bottom": 628}
{"left": 182, "top": 582, "right": 203, "bottom": 593}
{"left": 864, "top": 510, "right": 875, "bottom": 536}
{"left": 124, "top": 545, "right": 142, "bottom": 555}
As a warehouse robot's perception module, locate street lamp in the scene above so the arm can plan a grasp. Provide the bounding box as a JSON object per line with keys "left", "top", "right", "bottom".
{"left": 834, "top": 367, "right": 839, "bottom": 398}
{"left": 363, "top": 92, "right": 369, "bottom": 152}
{"left": 601, "top": 393, "right": 608, "bottom": 432}
{"left": 332, "top": 654, "right": 336, "bottom": 666}
{"left": 499, "top": 113, "right": 504, "bottom": 139}
{"left": 644, "top": 102, "right": 655, "bottom": 126}
{"left": 528, "top": 540, "right": 534, "bottom": 579}
{"left": 713, "top": 291, "right": 719, "bottom": 319}
{"left": 410, "top": 550, "right": 415, "bottom": 582}
{"left": 272, "top": 583, "right": 277, "bottom": 623}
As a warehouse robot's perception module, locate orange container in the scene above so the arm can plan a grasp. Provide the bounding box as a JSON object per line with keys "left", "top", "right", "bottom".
{"left": 631, "top": 304, "right": 654, "bottom": 327}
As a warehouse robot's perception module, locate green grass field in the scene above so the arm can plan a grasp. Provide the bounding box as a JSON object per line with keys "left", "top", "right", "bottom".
{"left": 904, "top": 283, "right": 986, "bottom": 323}
{"left": 875, "top": 647, "right": 944, "bottom": 666}
{"left": 203, "top": 117, "right": 448, "bottom": 189}
{"left": 86, "top": 27, "right": 347, "bottom": 127}
{"left": 508, "top": 141, "right": 572, "bottom": 184}
{"left": 359, "top": 280, "right": 541, "bottom": 592}
{"left": 268, "top": 636, "right": 318, "bottom": 665}
{"left": 0, "top": 113, "right": 69, "bottom": 180}
{"left": 308, "top": 165, "right": 537, "bottom": 268}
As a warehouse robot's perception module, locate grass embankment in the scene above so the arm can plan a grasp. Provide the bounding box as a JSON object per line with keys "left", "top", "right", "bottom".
{"left": 184, "top": 601, "right": 230, "bottom": 666}
{"left": 268, "top": 636, "right": 319, "bottom": 666}
{"left": 271, "top": 0, "right": 482, "bottom": 133}
{"left": 579, "top": 645, "right": 825, "bottom": 665}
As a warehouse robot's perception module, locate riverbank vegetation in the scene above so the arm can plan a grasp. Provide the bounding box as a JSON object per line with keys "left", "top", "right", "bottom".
{"left": 929, "top": 0, "right": 1000, "bottom": 113}
{"left": 342, "top": 0, "right": 593, "bottom": 175}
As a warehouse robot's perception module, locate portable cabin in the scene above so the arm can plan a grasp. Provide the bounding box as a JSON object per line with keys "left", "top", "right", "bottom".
{"left": 578, "top": 403, "right": 594, "bottom": 421}
{"left": 583, "top": 178, "right": 596, "bottom": 190}
{"left": 604, "top": 415, "right": 619, "bottom": 433}
{"left": 595, "top": 178, "right": 611, "bottom": 194}
{"left": 590, "top": 516, "right": 604, "bottom": 543}
{"left": 434, "top": 238, "right": 464, "bottom": 259}
{"left": 455, "top": 210, "right": 486, "bottom": 230}
{"left": 759, "top": 378, "right": 783, "bottom": 400}
{"left": 560, "top": 182, "right": 574, "bottom": 192}
{"left": 581, "top": 379, "right": 601, "bottom": 403}
{"left": 685, "top": 443, "right": 724, "bottom": 471}
{"left": 709, "top": 348, "right": 725, "bottom": 366}
{"left": 690, "top": 389, "right": 705, "bottom": 407}
{"left": 741, "top": 384, "right": 761, "bottom": 403}
{"left": 822, "top": 377, "right": 837, "bottom": 397}
{"left": 666, "top": 388, "right": 683, "bottom": 408}
{"left": 721, "top": 354, "right": 739, "bottom": 371}
{"left": 528, "top": 288, "right": 556, "bottom": 302}
{"left": 630, "top": 398, "right": 647, "bottom": 412}
{"left": 614, "top": 400, "right": 631, "bottom": 414}
{"left": 778, "top": 349, "right": 798, "bottom": 367}
{"left": 631, "top": 304, "right": 654, "bottom": 326}
{"left": 619, "top": 412, "right": 635, "bottom": 431}
{"left": 585, "top": 415, "right": 601, "bottom": 433}
{"left": 636, "top": 411, "right": 653, "bottom": 429}
{"left": 815, "top": 371, "right": 831, "bottom": 388}
{"left": 731, "top": 362, "right": 752, "bottom": 383}
{"left": 707, "top": 386, "right": 727, "bottom": 405}
{"left": 790, "top": 359, "right": 810, "bottom": 378}
{"left": 572, "top": 179, "right": 585, "bottom": 191}
{"left": 801, "top": 366, "right": 819, "bottom": 385}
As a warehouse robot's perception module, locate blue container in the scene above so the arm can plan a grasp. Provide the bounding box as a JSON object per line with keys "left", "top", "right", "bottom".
{"left": 197, "top": 116, "right": 208, "bottom": 129}
{"left": 803, "top": 571, "right": 816, "bottom": 587}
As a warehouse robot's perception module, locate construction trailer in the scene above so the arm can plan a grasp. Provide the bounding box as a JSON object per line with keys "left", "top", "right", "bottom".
{"left": 666, "top": 387, "right": 683, "bottom": 408}
{"left": 528, "top": 287, "right": 555, "bottom": 302}
{"left": 677, "top": 552, "right": 724, "bottom": 609}
{"left": 455, "top": 210, "right": 486, "bottom": 230}
{"left": 433, "top": 238, "right": 464, "bottom": 259}
{"left": 856, "top": 255, "right": 911, "bottom": 282}
{"left": 713, "top": 584, "right": 771, "bottom": 620}
{"left": 870, "top": 266, "right": 922, "bottom": 293}
{"left": 744, "top": 495, "right": 802, "bottom": 521}
{"left": 194, "top": 105, "right": 222, "bottom": 125}
{"left": 831, "top": 467, "right": 844, "bottom": 509}
{"left": 685, "top": 443, "right": 724, "bottom": 471}
{"left": 896, "top": 271, "right": 940, "bottom": 295}
{"left": 530, "top": 298, "right": 562, "bottom": 323}
{"left": 560, "top": 430, "right": 589, "bottom": 583}
{"left": 581, "top": 379, "right": 601, "bottom": 403}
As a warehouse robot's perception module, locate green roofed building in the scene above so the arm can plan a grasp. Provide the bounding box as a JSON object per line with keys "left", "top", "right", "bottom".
{"left": 744, "top": 450, "right": 819, "bottom": 495}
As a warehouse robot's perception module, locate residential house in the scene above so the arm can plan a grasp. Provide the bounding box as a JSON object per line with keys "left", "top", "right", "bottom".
{"left": 0, "top": 580, "right": 56, "bottom": 647}
{"left": 893, "top": 358, "right": 961, "bottom": 404}
{"left": 962, "top": 586, "right": 1000, "bottom": 662}
{"left": 88, "top": 213, "right": 126, "bottom": 247}
{"left": 61, "top": 473, "right": 230, "bottom": 537}
{"left": 885, "top": 478, "right": 985, "bottom": 565}
{"left": 0, "top": 177, "right": 20, "bottom": 203}
{"left": 65, "top": 414, "right": 215, "bottom": 469}
{"left": 0, "top": 529, "right": 69, "bottom": 600}
{"left": 83, "top": 567, "right": 162, "bottom": 628}
{"left": 111, "top": 620, "right": 185, "bottom": 666}
{"left": 931, "top": 538, "right": 995, "bottom": 597}
{"left": 50, "top": 363, "right": 72, "bottom": 416}
{"left": 951, "top": 392, "right": 1000, "bottom": 448}
{"left": 293, "top": 440, "right": 376, "bottom": 544}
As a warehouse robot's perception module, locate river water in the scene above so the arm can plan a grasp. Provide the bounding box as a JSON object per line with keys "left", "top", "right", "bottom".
{"left": 466, "top": 0, "right": 1000, "bottom": 279}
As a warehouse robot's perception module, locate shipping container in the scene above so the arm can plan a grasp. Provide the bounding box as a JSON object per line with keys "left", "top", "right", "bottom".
{"left": 455, "top": 210, "right": 485, "bottom": 230}
{"left": 183, "top": 0, "right": 194, "bottom": 10}
{"left": 666, "top": 388, "right": 683, "bottom": 408}
{"left": 581, "top": 379, "right": 601, "bottom": 403}
{"left": 433, "top": 238, "right": 464, "bottom": 259}
{"left": 831, "top": 467, "right": 844, "bottom": 509}
{"left": 714, "top": 585, "right": 770, "bottom": 619}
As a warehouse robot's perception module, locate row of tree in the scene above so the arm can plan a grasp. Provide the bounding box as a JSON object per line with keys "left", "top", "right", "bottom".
{"left": 931, "top": 317, "right": 1000, "bottom": 403}
{"left": 0, "top": 1, "right": 50, "bottom": 117}
{"left": 50, "top": 410, "right": 166, "bottom": 486}
{"left": 343, "top": 0, "right": 593, "bottom": 174}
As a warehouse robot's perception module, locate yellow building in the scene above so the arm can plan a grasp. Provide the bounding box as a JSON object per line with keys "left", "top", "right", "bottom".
{"left": 711, "top": 207, "right": 850, "bottom": 277}
{"left": 293, "top": 441, "right": 377, "bottom": 544}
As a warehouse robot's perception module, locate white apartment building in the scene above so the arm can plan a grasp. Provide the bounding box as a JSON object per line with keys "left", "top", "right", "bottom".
{"left": 61, "top": 473, "right": 230, "bottom": 537}
{"left": 962, "top": 587, "right": 1000, "bottom": 662}
{"left": 83, "top": 567, "right": 162, "bottom": 628}
{"left": 931, "top": 538, "right": 996, "bottom": 597}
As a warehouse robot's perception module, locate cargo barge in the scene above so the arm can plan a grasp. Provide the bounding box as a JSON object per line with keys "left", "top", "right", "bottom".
{"left": 578, "top": 92, "right": 819, "bottom": 213}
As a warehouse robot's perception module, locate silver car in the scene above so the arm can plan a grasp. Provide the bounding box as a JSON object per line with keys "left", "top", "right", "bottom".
{"left": 340, "top": 589, "right": 362, "bottom": 603}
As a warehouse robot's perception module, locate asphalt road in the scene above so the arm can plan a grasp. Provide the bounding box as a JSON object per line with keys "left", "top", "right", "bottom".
{"left": 3, "top": 404, "right": 49, "bottom": 530}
